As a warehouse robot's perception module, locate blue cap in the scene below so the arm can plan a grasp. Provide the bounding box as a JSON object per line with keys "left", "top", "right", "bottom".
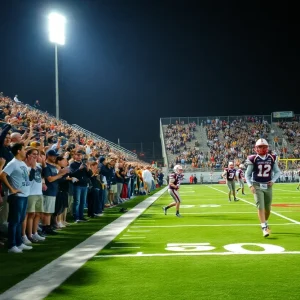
{"left": 46, "top": 149, "right": 59, "bottom": 157}
{"left": 99, "top": 156, "right": 106, "bottom": 163}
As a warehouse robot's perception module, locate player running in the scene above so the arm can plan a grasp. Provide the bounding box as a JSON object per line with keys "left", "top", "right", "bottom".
{"left": 245, "top": 138, "right": 281, "bottom": 237}
{"left": 222, "top": 162, "right": 238, "bottom": 202}
{"left": 163, "top": 164, "right": 184, "bottom": 217}
{"left": 236, "top": 164, "right": 246, "bottom": 195}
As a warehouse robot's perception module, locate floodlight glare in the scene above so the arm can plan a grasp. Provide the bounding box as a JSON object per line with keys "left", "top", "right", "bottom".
{"left": 48, "top": 13, "right": 66, "bottom": 45}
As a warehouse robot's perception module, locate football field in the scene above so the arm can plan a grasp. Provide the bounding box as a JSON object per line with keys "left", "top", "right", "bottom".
{"left": 44, "top": 184, "right": 300, "bottom": 300}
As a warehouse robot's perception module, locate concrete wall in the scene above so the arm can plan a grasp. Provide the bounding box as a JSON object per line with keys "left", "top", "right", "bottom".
{"left": 165, "top": 171, "right": 224, "bottom": 184}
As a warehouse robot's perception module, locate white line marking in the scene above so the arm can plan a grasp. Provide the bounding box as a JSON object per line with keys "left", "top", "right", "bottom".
{"left": 95, "top": 251, "right": 300, "bottom": 258}
{"left": 111, "top": 247, "right": 140, "bottom": 249}
{"left": 143, "top": 211, "right": 295, "bottom": 215}
{"left": 120, "top": 237, "right": 146, "bottom": 239}
{"left": 131, "top": 223, "right": 296, "bottom": 228}
{"left": 207, "top": 186, "right": 300, "bottom": 224}
{"left": 127, "top": 230, "right": 151, "bottom": 232}
{"left": 0, "top": 187, "right": 168, "bottom": 300}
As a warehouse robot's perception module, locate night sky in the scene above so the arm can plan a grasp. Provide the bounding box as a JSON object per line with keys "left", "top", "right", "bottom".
{"left": 1, "top": 0, "right": 299, "bottom": 148}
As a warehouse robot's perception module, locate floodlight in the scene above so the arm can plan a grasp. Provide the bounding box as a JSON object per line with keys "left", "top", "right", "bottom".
{"left": 48, "top": 13, "right": 66, "bottom": 45}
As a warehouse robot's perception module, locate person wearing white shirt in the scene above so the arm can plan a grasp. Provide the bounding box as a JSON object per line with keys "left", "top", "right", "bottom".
{"left": 142, "top": 167, "right": 153, "bottom": 194}
{"left": 0, "top": 143, "right": 36, "bottom": 253}
{"left": 22, "top": 148, "right": 46, "bottom": 244}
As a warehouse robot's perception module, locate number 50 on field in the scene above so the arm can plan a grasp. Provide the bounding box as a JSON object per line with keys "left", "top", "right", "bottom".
{"left": 165, "top": 243, "right": 286, "bottom": 254}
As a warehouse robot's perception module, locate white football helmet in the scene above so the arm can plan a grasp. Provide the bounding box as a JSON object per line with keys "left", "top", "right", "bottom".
{"left": 255, "top": 138, "right": 269, "bottom": 155}
{"left": 255, "top": 138, "right": 269, "bottom": 147}
{"left": 228, "top": 162, "right": 234, "bottom": 169}
{"left": 173, "top": 164, "right": 183, "bottom": 173}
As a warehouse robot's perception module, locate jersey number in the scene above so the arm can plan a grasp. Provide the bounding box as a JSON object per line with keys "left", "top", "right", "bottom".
{"left": 257, "top": 165, "right": 271, "bottom": 177}
{"left": 228, "top": 172, "right": 235, "bottom": 179}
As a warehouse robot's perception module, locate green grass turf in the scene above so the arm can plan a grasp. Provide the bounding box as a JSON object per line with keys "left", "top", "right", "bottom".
{"left": 45, "top": 183, "right": 300, "bottom": 300}
{"left": 0, "top": 188, "right": 164, "bottom": 294}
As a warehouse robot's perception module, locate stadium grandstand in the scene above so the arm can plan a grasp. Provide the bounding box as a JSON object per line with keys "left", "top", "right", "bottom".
{"left": 160, "top": 114, "right": 300, "bottom": 183}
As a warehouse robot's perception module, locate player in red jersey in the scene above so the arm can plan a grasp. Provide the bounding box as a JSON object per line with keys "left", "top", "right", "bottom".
{"left": 245, "top": 138, "right": 281, "bottom": 237}
{"left": 236, "top": 164, "right": 246, "bottom": 195}
{"left": 163, "top": 165, "right": 184, "bottom": 217}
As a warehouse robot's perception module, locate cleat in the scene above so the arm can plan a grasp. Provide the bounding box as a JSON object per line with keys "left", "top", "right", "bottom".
{"left": 234, "top": 198, "right": 239, "bottom": 202}
{"left": 162, "top": 207, "right": 167, "bottom": 215}
{"left": 263, "top": 228, "right": 269, "bottom": 237}
{"left": 228, "top": 198, "right": 231, "bottom": 202}
{"left": 242, "top": 193, "right": 246, "bottom": 195}
{"left": 176, "top": 213, "right": 182, "bottom": 218}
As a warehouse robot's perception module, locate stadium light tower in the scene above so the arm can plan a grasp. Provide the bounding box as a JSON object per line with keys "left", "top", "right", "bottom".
{"left": 48, "top": 12, "right": 66, "bottom": 119}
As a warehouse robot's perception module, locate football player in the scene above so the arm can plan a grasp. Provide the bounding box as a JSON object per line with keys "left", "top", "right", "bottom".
{"left": 245, "top": 138, "right": 281, "bottom": 237}
{"left": 222, "top": 162, "right": 238, "bottom": 202}
{"left": 236, "top": 164, "right": 246, "bottom": 195}
{"left": 163, "top": 165, "right": 184, "bottom": 217}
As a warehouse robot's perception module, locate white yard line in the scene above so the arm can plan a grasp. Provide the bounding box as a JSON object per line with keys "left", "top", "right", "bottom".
{"left": 131, "top": 223, "right": 296, "bottom": 228}
{"left": 95, "top": 251, "right": 300, "bottom": 258}
{"left": 144, "top": 211, "right": 294, "bottom": 215}
{"left": 207, "top": 186, "right": 300, "bottom": 225}
{"left": 119, "top": 237, "right": 146, "bottom": 239}
{"left": 110, "top": 247, "right": 140, "bottom": 249}
{"left": 127, "top": 230, "right": 151, "bottom": 232}
{"left": 0, "top": 187, "right": 168, "bottom": 300}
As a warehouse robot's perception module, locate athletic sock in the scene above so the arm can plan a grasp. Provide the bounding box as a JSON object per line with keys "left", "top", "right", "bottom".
{"left": 261, "top": 222, "right": 267, "bottom": 229}
{"left": 176, "top": 210, "right": 179, "bottom": 215}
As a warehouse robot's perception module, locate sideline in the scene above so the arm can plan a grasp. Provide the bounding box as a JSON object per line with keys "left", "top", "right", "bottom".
{"left": 0, "top": 187, "right": 168, "bottom": 300}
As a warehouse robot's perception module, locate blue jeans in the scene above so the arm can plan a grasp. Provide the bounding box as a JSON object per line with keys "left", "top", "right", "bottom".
{"left": 7, "top": 195, "right": 28, "bottom": 249}
{"left": 73, "top": 186, "right": 88, "bottom": 220}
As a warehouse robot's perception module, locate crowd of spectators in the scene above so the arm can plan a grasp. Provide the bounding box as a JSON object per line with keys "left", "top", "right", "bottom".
{"left": 0, "top": 92, "right": 165, "bottom": 252}
{"left": 165, "top": 121, "right": 197, "bottom": 154}
{"left": 205, "top": 117, "right": 270, "bottom": 169}
{"left": 276, "top": 116, "right": 300, "bottom": 159}
{"left": 165, "top": 115, "right": 300, "bottom": 171}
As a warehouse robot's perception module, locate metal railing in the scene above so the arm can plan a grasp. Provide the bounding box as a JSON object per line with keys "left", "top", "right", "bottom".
{"left": 71, "top": 124, "right": 137, "bottom": 159}
{"left": 160, "top": 119, "right": 169, "bottom": 168}
{"left": 160, "top": 115, "right": 272, "bottom": 126}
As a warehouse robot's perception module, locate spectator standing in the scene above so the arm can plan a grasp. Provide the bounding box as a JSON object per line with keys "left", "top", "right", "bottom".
{"left": 0, "top": 143, "right": 35, "bottom": 253}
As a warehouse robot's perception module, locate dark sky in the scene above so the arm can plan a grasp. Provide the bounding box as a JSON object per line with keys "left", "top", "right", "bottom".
{"left": 1, "top": 0, "right": 299, "bottom": 146}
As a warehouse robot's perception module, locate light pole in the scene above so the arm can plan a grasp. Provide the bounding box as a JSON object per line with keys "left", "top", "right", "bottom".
{"left": 48, "top": 13, "right": 66, "bottom": 119}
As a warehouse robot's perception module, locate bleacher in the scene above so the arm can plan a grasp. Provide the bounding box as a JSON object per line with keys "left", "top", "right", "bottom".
{"left": 160, "top": 114, "right": 300, "bottom": 172}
